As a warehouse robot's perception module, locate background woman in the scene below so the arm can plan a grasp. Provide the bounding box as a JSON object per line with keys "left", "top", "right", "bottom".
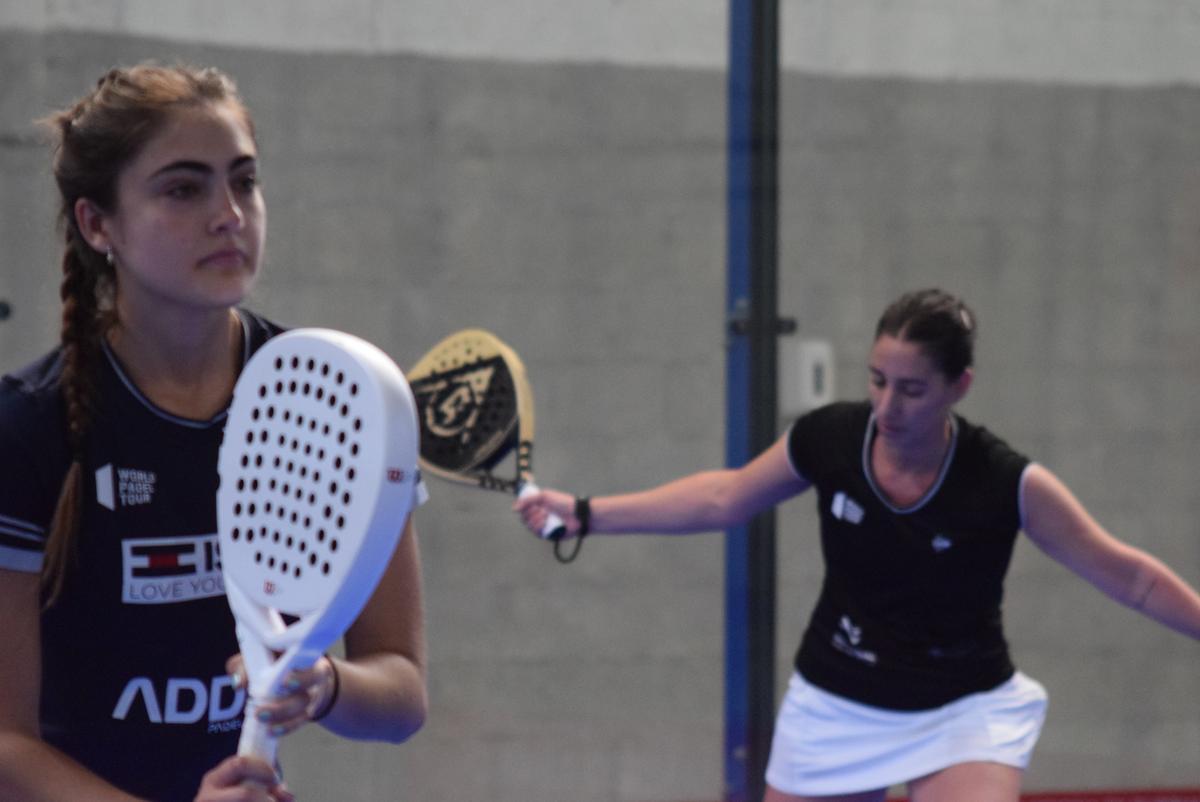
{"left": 516, "top": 288, "right": 1200, "bottom": 802}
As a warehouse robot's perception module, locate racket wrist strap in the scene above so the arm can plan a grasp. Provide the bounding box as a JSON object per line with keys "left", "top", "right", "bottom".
{"left": 574, "top": 496, "right": 591, "bottom": 537}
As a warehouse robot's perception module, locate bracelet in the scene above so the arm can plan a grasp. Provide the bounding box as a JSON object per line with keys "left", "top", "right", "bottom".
{"left": 574, "top": 495, "right": 591, "bottom": 537}
{"left": 310, "top": 655, "right": 341, "bottom": 722}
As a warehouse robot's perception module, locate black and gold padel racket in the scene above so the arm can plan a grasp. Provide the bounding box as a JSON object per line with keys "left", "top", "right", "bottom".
{"left": 408, "top": 329, "right": 577, "bottom": 561}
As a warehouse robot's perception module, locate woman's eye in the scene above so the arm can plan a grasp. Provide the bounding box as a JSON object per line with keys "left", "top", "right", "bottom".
{"left": 234, "top": 174, "right": 259, "bottom": 193}
{"left": 166, "top": 183, "right": 200, "bottom": 200}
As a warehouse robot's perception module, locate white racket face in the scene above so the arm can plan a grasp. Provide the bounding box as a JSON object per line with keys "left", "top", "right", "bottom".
{"left": 217, "top": 329, "right": 418, "bottom": 618}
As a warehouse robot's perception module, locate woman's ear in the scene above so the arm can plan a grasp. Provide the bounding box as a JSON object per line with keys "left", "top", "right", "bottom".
{"left": 951, "top": 367, "right": 974, "bottom": 403}
{"left": 73, "top": 197, "right": 111, "bottom": 255}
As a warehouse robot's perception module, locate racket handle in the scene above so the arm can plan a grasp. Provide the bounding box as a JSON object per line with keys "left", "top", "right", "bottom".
{"left": 517, "top": 482, "right": 567, "bottom": 540}
{"left": 238, "top": 699, "right": 279, "bottom": 766}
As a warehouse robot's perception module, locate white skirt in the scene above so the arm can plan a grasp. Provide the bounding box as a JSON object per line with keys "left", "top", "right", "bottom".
{"left": 765, "top": 671, "right": 1048, "bottom": 795}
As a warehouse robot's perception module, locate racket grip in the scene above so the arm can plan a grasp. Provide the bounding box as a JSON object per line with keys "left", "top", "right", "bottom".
{"left": 517, "top": 482, "right": 567, "bottom": 540}
{"left": 237, "top": 700, "right": 279, "bottom": 766}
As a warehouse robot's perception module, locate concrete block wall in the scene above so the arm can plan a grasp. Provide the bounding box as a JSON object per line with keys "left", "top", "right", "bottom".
{"left": 1, "top": 2, "right": 1198, "bottom": 798}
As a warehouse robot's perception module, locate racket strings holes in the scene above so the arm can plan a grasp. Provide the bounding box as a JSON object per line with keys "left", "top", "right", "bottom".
{"left": 228, "top": 343, "right": 384, "bottom": 595}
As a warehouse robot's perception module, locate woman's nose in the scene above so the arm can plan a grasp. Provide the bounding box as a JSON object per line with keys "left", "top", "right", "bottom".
{"left": 211, "top": 188, "right": 245, "bottom": 233}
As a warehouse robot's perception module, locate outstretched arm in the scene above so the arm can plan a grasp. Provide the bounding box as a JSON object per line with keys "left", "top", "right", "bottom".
{"left": 515, "top": 433, "right": 810, "bottom": 538}
{"left": 1021, "top": 463, "right": 1200, "bottom": 639}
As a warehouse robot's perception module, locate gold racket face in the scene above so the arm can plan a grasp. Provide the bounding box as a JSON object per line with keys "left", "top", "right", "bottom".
{"left": 407, "top": 329, "right": 524, "bottom": 475}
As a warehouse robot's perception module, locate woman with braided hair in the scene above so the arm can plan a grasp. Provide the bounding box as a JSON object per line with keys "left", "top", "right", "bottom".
{"left": 0, "top": 63, "right": 427, "bottom": 801}
{"left": 517, "top": 288, "right": 1200, "bottom": 801}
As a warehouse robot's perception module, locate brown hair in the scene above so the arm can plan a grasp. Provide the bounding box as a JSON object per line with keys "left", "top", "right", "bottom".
{"left": 39, "top": 63, "right": 252, "bottom": 605}
{"left": 874, "top": 288, "right": 977, "bottom": 380}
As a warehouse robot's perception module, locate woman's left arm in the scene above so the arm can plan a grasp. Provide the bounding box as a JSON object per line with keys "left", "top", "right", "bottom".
{"left": 1021, "top": 463, "right": 1200, "bottom": 640}
{"left": 320, "top": 514, "right": 427, "bottom": 741}
{"left": 236, "top": 515, "right": 427, "bottom": 742}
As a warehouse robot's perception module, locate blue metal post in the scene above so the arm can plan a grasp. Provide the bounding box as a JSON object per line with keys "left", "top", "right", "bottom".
{"left": 725, "top": 1, "right": 780, "bottom": 800}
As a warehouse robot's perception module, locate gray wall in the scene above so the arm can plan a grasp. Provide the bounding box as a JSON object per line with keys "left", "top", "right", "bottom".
{"left": 1, "top": 3, "right": 1199, "bottom": 799}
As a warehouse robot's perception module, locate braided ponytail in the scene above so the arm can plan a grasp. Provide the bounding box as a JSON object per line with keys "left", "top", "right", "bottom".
{"left": 41, "top": 233, "right": 108, "bottom": 605}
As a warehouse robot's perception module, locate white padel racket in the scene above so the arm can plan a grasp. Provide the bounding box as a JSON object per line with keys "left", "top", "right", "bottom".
{"left": 217, "top": 328, "right": 420, "bottom": 767}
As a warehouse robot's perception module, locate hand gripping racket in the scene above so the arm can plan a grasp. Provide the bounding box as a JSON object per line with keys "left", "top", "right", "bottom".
{"left": 217, "top": 328, "right": 420, "bottom": 768}
{"left": 407, "top": 329, "right": 578, "bottom": 562}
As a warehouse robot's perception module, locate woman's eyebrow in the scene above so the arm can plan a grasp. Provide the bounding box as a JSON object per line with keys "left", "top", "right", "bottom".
{"left": 149, "top": 159, "right": 212, "bottom": 179}
{"left": 150, "top": 155, "right": 256, "bottom": 179}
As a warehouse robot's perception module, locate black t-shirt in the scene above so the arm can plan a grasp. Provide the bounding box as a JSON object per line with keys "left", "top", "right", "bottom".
{"left": 787, "top": 400, "right": 1030, "bottom": 710}
{"left": 0, "top": 310, "right": 281, "bottom": 801}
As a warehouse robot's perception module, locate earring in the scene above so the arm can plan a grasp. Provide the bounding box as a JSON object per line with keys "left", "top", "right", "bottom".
{"left": 105, "top": 246, "right": 114, "bottom": 266}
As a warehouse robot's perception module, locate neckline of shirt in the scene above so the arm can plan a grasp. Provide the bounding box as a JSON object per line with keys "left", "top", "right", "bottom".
{"left": 99, "top": 310, "right": 251, "bottom": 429}
{"left": 860, "top": 412, "right": 959, "bottom": 514}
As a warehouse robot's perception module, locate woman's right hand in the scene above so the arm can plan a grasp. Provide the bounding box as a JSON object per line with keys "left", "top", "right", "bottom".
{"left": 513, "top": 488, "right": 578, "bottom": 538}
{"left": 194, "top": 755, "right": 295, "bottom": 802}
